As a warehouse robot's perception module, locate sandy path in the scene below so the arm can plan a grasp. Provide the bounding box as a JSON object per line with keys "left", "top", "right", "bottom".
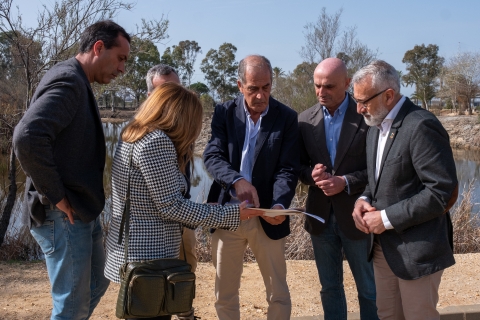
{"left": 1, "top": 254, "right": 479, "bottom": 319}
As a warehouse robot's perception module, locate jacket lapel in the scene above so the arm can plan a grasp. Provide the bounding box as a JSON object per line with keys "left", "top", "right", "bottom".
{"left": 333, "top": 97, "right": 361, "bottom": 171}
{"left": 373, "top": 98, "right": 412, "bottom": 195}
{"left": 310, "top": 103, "right": 333, "bottom": 169}
{"left": 253, "top": 97, "right": 279, "bottom": 165}
{"left": 234, "top": 96, "right": 246, "bottom": 157}
{"left": 369, "top": 127, "right": 379, "bottom": 194}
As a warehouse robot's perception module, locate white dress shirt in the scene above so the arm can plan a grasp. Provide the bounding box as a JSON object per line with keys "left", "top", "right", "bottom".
{"left": 376, "top": 96, "right": 406, "bottom": 229}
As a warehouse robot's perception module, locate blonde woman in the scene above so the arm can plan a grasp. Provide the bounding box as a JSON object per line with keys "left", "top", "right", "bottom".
{"left": 104, "top": 82, "right": 262, "bottom": 320}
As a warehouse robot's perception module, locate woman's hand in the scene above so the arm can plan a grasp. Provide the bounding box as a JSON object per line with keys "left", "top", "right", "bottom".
{"left": 239, "top": 201, "right": 264, "bottom": 220}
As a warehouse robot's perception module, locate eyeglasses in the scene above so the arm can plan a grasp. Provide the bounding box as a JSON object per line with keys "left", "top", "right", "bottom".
{"left": 354, "top": 88, "right": 389, "bottom": 109}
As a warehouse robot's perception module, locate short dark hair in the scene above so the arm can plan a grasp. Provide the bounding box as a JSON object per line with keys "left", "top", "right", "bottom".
{"left": 78, "top": 20, "right": 131, "bottom": 53}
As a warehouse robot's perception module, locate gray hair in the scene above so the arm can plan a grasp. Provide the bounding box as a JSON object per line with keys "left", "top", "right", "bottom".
{"left": 238, "top": 55, "right": 273, "bottom": 84}
{"left": 146, "top": 64, "right": 178, "bottom": 93}
{"left": 352, "top": 60, "right": 401, "bottom": 93}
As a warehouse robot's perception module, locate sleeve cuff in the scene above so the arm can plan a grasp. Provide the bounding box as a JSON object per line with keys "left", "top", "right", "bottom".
{"left": 343, "top": 175, "right": 350, "bottom": 194}
{"left": 271, "top": 204, "right": 285, "bottom": 209}
{"left": 356, "top": 196, "right": 371, "bottom": 206}
{"left": 381, "top": 209, "right": 394, "bottom": 229}
{"left": 229, "top": 177, "right": 244, "bottom": 197}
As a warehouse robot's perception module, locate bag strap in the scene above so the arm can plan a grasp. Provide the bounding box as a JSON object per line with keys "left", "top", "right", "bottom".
{"left": 117, "top": 144, "right": 188, "bottom": 264}
{"left": 118, "top": 145, "right": 134, "bottom": 264}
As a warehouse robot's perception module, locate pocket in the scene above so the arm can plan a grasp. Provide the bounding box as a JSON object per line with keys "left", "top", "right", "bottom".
{"left": 165, "top": 272, "right": 196, "bottom": 314}
{"left": 127, "top": 273, "right": 166, "bottom": 317}
{"left": 383, "top": 155, "right": 403, "bottom": 167}
{"left": 30, "top": 220, "right": 55, "bottom": 255}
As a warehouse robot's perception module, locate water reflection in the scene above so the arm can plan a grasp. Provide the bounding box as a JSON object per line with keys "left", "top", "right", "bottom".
{"left": 453, "top": 149, "right": 480, "bottom": 212}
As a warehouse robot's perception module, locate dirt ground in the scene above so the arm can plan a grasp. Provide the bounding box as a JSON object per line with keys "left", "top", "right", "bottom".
{"left": 1, "top": 253, "right": 479, "bottom": 320}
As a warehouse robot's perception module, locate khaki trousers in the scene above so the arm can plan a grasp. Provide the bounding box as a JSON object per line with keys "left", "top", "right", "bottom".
{"left": 373, "top": 241, "right": 443, "bottom": 320}
{"left": 212, "top": 217, "right": 291, "bottom": 320}
{"left": 179, "top": 227, "right": 197, "bottom": 272}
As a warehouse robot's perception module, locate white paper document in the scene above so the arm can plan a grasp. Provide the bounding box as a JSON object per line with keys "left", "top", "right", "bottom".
{"left": 248, "top": 208, "right": 325, "bottom": 223}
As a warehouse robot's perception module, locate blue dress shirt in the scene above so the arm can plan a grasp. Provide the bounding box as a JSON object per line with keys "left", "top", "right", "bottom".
{"left": 322, "top": 94, "right": 349, "bottom": 166}
{"left": 322, "top": 94, "right": 350, "bottom": 193}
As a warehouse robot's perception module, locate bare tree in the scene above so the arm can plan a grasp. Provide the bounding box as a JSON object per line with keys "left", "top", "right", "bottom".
{"left": 0, "top": 0, "right": 169, "bottom": 247}
{"left": 301, "top": 7, "right": 342, "bottom": 63}
{"left": 300, "top": 7, "right": 377, "bottom": 74}
{"left": 336, "top": 26, "right": 378, "bottom": 76}
{"left": 444, "top": 52, "right": 480, "bottom": 115}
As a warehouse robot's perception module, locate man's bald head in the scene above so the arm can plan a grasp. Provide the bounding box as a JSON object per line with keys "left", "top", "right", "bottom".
{"left": 313, "top": 57, "right": 350, "bottom": 114}
{"left": 314, "top": 57, "right": 348, "bottom": 79}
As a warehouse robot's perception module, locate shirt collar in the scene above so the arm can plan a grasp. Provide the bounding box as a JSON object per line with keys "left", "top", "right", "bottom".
{"left": 322, "top": 93, "right": 349, "bottom": 117}
{"left": 384, "top": 95, "right": 406, "bottom": 122}
{"left": 243, "top": 99, "right": 269, "bottom": 118}
{"left": 377, "top": 95, "right": 406, "bottom": 133}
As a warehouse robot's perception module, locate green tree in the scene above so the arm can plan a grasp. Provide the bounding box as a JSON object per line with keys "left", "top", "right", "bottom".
{"left": 189, "top": 81, "right": 209, "bottom": 95}
{"left": 272, "top": 66, "right": 285, "bottom": 89}
{"left": 160, "top": 40, "right": 201, "bottom": 86}
{"left": 271, "top": 62, "right": 317, "bottom": 113}
{"left": 121, "top": 37, "right": 160, "bottom": 107}
{"left": 200, "top": 42, "right": 238, "bottom": 102}
{"left": 160, "top": 47, "right": 177, "bottom": 68}
{"left": 173, "top": 40, "right": 201, "bottom": 86}
{"left": 402, "top": 44, "right": 444, "bottom": 110}
{"left": 200, "top": 94, "right": 215, "bottom": 114}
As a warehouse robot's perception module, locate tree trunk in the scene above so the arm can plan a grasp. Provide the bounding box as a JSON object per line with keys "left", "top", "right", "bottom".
{"left": 0, "top": 148, "right": 18, "bottom": 247}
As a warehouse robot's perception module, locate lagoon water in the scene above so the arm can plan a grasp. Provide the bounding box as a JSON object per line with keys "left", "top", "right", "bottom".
{"left": 1, "top": 122, "right": 479, "bottom": 232}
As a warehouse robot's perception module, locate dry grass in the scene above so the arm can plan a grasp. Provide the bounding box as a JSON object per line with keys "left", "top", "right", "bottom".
{"left": 1, "top": 182, "right": 479, "bottom": 261}
{"left": 451, "top": 182, "right": 480, "bottom": 253}
{"left": 0, "top": 196, "right": 42, "bottom": 261}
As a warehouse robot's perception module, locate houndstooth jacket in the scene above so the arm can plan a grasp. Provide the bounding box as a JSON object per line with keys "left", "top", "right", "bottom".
{"left": 104, "top": 130, "right": 240, "bottom": 283}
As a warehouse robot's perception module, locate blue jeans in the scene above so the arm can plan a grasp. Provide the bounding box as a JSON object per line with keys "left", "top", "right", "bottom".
{"left": 30, "top": 207, "right": 110, "bottom": 320}
{"left": 310, "top": 211, "right": 378, "bottom": 320}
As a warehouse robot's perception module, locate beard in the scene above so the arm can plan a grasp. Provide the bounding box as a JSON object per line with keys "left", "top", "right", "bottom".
{"left": 361, "top": 104, "right": 390, "bottom": 126}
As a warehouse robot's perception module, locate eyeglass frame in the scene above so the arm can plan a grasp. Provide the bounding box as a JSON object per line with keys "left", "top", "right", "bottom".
{"left": 354, "top": 88, "right": 389, "bottom": 109}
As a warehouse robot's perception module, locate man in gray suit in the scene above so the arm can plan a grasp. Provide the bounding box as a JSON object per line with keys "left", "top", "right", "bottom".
{"left": 352, "top": 60, "right": 458, "bottom": 319}
{"left": 298, "top": 58, "right": 377, "bottom": 320}
{"left": 13, "top": 21, "right": 130, "bottom": 319}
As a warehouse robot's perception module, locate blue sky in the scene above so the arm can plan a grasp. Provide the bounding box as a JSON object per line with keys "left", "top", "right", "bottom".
{"left": 12, "top": 0, "right": 480, "bottom": 97}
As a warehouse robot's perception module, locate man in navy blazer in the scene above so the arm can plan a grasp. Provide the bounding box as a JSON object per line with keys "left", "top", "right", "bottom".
{"left": 13, "top": 21, "right": 130, "bottom": 319}
{"left": 352, "top": 60, "right": 457, "bottom": 319}
{"left": 203, "top": 55, "right": 298, "bottom": 320}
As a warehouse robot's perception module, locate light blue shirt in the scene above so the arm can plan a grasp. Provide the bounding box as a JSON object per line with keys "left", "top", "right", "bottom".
{"left": 229, "top": 103, "right": 269, "bottom": 202}
{"left": 322, "top": 94, "right": 349, "bottom": 166}
{"left": 322, "top": 94, "right": 350, "bottom": 193}
{"left": 240, "top": 104, "right": 269, "bottom": 183}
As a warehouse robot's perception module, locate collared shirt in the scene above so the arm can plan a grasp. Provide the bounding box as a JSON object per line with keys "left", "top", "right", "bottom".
{"left": 230, "top": 101, "right": 269, "bottom": 203}
{"left": 323, "top": 94, "right": 349, "bottom": 166}
{"left": 376, "top": 95, "right": 406, "bottom": 229}
{"left": 321, "top": 94, "right": 351, "bottom": 193}
{"left": 240, "top": 103, "right": 269, "bottom": 183}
